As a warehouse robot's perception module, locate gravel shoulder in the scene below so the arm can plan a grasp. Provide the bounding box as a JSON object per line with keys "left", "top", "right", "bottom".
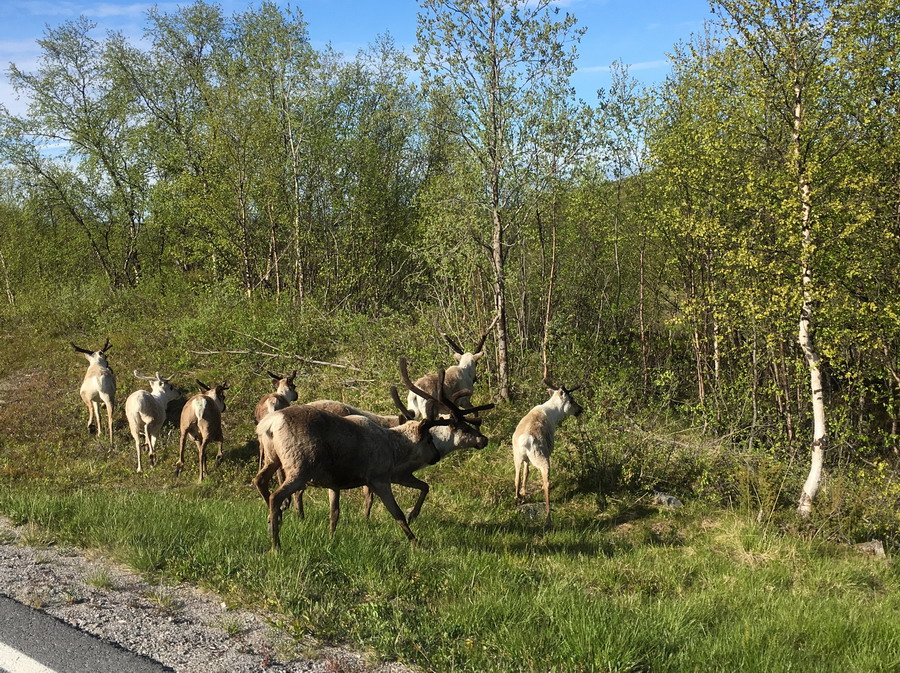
{"left": 0, "top": 516, "right": 415, "bottom": 673}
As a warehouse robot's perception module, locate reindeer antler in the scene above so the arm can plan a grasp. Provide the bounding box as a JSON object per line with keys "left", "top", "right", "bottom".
{"left": 101, "top": 337, "right": 111, "bottom": 353}
{"left": 389, "top": 386, "right": 415, "bottom": 420}
{"left": 266, "top": 370, "right": 282, "bottom": 380}
{"left": 70, "top": 342, "right": 93, "bottom": 355}
{"left": 399, "top": 358, "right": 494, "bottom": 423}
{"left": 442, "top": 333, "right": 465, "bottom": 355}
{"left": 474, "top": 314, "right": 499, "bottom": 353}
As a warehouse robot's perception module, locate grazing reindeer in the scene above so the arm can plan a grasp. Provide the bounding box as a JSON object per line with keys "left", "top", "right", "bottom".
{"left": 512, "top": 377, "right": 583, "bottom": 528}
{"left": 254, "top": 360, "right": 493, "bottom": 548}
{"left": 253, "top": 370, "right": 298, "bottom": 423}
{"left": 406, "top": 316, "right": 498, "bottom": 418}
{"left": 177, "top": 380, "right": 228, "bottom": 482}
{"left": 125, "top": 371, "right": 180, "bottom": 473}
{"left": 71, "top": 338, "right": 116, "bottom": 442}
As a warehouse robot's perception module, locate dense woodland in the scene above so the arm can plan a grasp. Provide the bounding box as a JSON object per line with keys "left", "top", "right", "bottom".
{"left": 1, "top": 0, "right": 899, "bottom": 531}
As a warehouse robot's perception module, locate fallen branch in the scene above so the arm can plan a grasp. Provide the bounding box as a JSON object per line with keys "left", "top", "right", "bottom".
{"left": 189, "top": 349, "right": 362, "bottom": 371}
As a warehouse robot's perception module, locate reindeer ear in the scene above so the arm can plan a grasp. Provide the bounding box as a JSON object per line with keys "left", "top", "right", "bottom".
{"left": 472, "top": 351, "right": 484, "bottom": 361}
{"left": 452, "top": 352, "right": 463, "bottom": 363}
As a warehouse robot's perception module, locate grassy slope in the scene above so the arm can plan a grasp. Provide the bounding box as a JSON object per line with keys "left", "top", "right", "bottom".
{"left": 0, "top": 286, "right": 898, "bottom": 672}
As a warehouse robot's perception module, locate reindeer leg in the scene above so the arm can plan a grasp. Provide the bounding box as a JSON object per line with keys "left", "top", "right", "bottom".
{"left": 328, "top": 489, "right": 340, "bottom": 535}
{"left": 269, "top": 475, "right": 306, "bottom": 550}
{"left": 253, "top": 459, "right": 280, "bottom": 505}
{"left": 144, "top": 425, "right": 155, "bottom": 467}
{"left": 394, "top": 474, "right": 429, "bottom": 524}
{"left": 215, "top": 440, "right": 224, "bottom": 467}
{"left": 368, "top": 481, "right": 416, "bottom": 542}
{"left": 362, "top": 486, "right": 374, "bottom": 519}
{"left": 514, "top": 453, "right": 524, "bottom": 503}
{"left": 90, "top": 400, "right": 100, "bottom": 435}
{"left": 104, "top": 398, "right": 114, "bottom": 443}
{"left": 132, "top": 428, "right": 143, "bottom": 473}
{"left": 293, "top": 489, "right": 305, "bottom": 519}
{"left": 175, "top": 431, "right": 188, "bottom": 476}
{"left": 539, "top": 462, "right": 552, "bottom": 530}
{"left": 196, "top": 438, "right": 206, "bottom": 482}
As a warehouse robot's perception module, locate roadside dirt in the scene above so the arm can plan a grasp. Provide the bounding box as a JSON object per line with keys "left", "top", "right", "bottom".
{"left": 0, "top": 516, "right": 415, "bottom": 673}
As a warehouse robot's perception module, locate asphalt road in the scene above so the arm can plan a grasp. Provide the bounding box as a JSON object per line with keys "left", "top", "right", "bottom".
{"left": 0, "top": 595, "right": 172, "bottom": 673}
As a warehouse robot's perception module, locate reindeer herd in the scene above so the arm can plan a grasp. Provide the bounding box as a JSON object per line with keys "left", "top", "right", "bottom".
{"left": 70, "top": 326, "right": 584, "bottom": 549}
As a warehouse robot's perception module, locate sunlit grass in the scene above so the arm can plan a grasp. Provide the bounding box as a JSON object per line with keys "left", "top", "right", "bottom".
{"left": 0, "top": 484, "right": 897, "bottom": 673}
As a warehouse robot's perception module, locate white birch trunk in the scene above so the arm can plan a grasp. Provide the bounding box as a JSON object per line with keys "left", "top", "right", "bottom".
{"left": 794, "top": 79, "right": 827, "bottom": 518}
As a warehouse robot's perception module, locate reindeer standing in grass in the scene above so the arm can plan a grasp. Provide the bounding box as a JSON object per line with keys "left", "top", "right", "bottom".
{"left": 512, "top": 377, "right": 583, "bottom": 529}
{"left": 71, "top": 338, "right": 116, "bottom": 442}
{"left": 177, "top": 380, "right": 228, "bottom": 482}
{"left": 125, "top": 371, "right": 181, "bottom": 473}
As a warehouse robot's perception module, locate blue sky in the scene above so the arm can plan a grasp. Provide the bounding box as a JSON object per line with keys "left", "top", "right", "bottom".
{"left": 0, "top": 0, "right": 714, "bottom": 116}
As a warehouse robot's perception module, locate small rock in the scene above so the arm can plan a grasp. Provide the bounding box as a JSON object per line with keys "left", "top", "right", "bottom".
{"left": 652, "top": 492, "right": 683, "bottom": 509}
{"left": 854, "top": 540, "right": 886, "bottom": 558}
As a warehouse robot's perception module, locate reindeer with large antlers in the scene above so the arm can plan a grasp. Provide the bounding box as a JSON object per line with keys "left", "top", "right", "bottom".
{"left": 254, "top": 359, "right": 493, "bottom": 548}
{"left": 125, "top": 371, "right": 181, "bottom": 473}
{"left": 406, "top": 316, "right": 498, "bottom": 418}
{"left": 71, "top": 338, "right": 116, "bottom": 442}
{"left": 512, "top": 375, "right": 584, "bottom": 529}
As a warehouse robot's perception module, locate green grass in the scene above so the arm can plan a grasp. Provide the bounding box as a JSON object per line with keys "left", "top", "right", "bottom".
{"left": 1, "top": 286, "right": 900, "bottom": 672}
{"left": 0, "top": 485, "right": 898, "bottom": 672}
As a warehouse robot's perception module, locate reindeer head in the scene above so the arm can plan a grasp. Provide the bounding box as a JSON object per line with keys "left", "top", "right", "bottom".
{"left": 442, "top": 315, "right": 498, "bottom": 375}
{"left": 71, "top": 337, "right": 112, "bottom": 368}
{"left": 197, "top": 379, "right": 229, "bottom": 412}
{"left": 134, "top": 370, "right": 180, "bottom": 403}
{"left": 543, "top": 376, "right": 584, "bottom": 418}
{"left": 267, "top": 370, "right": 298, "bottom": 403}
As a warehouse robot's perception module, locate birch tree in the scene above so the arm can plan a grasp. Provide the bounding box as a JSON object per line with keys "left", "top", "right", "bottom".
{"left": 712, "top": 0, "right": 836, "bottom": 516}
{"left": 415, "top": 0, "right": 584, "bottom": 400}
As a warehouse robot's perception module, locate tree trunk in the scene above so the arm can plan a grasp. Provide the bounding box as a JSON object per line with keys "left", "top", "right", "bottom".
{"left": 0, "top": 248, "right": 14, "bottom": 305}
{"left": 794, "top": 78, "right": 827, "bottom": 518}
{"left": 492, "top": 206, "right": 510, "bottom": 400}
{"left": 541, "top": 216, "right": 558, "bottom": 383}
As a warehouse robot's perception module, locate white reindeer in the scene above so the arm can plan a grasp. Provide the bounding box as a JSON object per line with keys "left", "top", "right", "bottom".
{"left": 406, "top": 316, "right": 497, "bottom": 418}
{"left": 512, "top": 378, "right": 583, "bottom": 528}
{"left": 125, "top": 371, "right": 180, "bottom": 473}
{"left": 71, "top": 338, "right": 116, "bottom": 442}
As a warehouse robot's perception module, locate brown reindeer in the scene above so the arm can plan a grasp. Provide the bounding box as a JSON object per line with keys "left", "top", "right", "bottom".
{"left": 253, "top": 370, "right": 298, "bottom": 423}
{"left": 254, "top": 361, "right": 493, "bottom": 548}
{"left": 177, "top": 380, "right": 228, "bottom": 482}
